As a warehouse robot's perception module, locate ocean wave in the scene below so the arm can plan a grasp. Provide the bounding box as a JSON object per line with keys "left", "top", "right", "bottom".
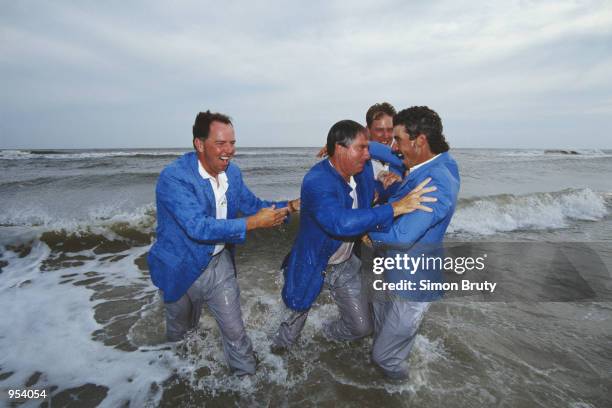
{"left": 0, "top": 172, "right": 160, "bottom": 191}
{"left": 499, "top": 149, "right": 611, "bottom": 158}
{"left": 448, "top": 188, "right": 609, "bottom": 236}
{"left": 234, "top": 151, "right": 315, "bottom": 159}
{"left": 1, "top": 188, "right": 609, "bottom": 247}
{"left": 0, "top": 203, "right": 156, "bottom": 235}
{"left": 0, "top": 150, "right": 33, "bottom": 160}
{"left": 241, "top": 165, "right": 312, "bottom": 176}
{"left": 0, "top": 149, "right": 317, "bottom": 161}
{"left": 0, "top": 202, "right": 301, "bottom": 252}
{"left": 0, "top": 150, "right": 185, "bottom": 161}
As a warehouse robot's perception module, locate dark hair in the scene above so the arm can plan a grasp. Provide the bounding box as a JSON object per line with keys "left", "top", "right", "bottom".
{"left": 192, "top": 110, "right": 232, "bottom": 148}
{"left": 326, "top": 120, "right": 366, "bottom": 156}
{"left": 393, "top": 106, "right": 449, "bottom": 154}
{"left": 365, "top": 102, "right": 396, "bottom": 128}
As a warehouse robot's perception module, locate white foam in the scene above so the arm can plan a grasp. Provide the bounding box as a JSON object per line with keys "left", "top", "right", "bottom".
{"left": 0, "top": 242, "right": 177, "bottom": 406}
{"left": 0, "top": 148, "right": 315, "bottom": 161}
{"left": 499, "top": 149, "right": 611, "bottom": 158}
{"left": 448, "top": 188, "right": 608, "bottom": 236}
{"left": 0, "top": 206, "right": 56, "bottom": 228}
{"left": 0, "top": 202, "right": 156, "bottom": 237}
{"left": 0, "top": 149, "right": 34, "bottom": 160}
{"left": 0, "top": 150, "right": 184, "bottom": 160}
{"left": 499, "top": 150, "right": 547, "bottom": 157}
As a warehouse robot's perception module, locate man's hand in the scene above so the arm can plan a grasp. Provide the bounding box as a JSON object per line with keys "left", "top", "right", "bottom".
{"left": 377, "top": 171, "right": 401, "bottom": 189}
{"left": 390, "top": 177, "right": 437, "bottom": 217}
{"left": 361, "top": 234, "right": 373, "bottom": 248}
{"left": 246, "top": 205, "right": 289, "bottom": 230}
{"left": 287, "top": 198, "right": 301, "bottom": 213}
{"left": 316, "top": 146, "right": 328, "bottom": 158}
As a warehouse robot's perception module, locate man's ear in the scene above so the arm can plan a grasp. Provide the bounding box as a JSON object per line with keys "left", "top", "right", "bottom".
{"left": 416, "top": 134, "right": 427, "bottom": 146}
{"left": 194, "top": 138, "right": 205, "bottom": 152}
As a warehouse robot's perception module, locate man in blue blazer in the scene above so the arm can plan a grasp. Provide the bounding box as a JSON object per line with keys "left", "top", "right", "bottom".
{"left": 273, "top": 120, "right": 437, "bottom": 349}
{"left": 148, "top": 110, "right": 299, "bottom": 376}
{"left": 368, "top": 106, "right": 460, "bottom": 380}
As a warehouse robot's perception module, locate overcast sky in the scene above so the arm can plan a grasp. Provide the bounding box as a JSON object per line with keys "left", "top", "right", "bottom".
{"left": 1, "top": 0, "right": 611, "bottom": 149}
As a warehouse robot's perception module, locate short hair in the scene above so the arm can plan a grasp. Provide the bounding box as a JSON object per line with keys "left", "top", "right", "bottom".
{"left": 393, "top": 106, "right": 449, "bottom": 154}
{"left": 192, "top": 110, "right": 232, "bottom": 148}
{"left": 365, "top": 102, "right": 396, "bottom": 128}
{"left": 326, "top": 120, "right": 366, "bottom": 157}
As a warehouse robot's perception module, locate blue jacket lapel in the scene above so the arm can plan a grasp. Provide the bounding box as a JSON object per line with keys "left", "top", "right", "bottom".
{"left": 186, "top": 152, "right": 216, "bottom": 216}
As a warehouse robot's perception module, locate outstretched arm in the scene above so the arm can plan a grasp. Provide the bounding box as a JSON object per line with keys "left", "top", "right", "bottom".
{"left": 309, "top": 184, "right": 394, "bottom": 238}
{"left": 306, "top": 177, "right": 436, "bottom": 238}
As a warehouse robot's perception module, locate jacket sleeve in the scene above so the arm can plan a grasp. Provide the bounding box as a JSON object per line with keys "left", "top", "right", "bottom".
{"left": 157, "top": 172, "right": 247, "bottom": 243}
{"left": 368, "top": 142, "right": 406, "bottom": 175}
{"left": 306, "top": 177, "right": 393, "bottom": 238}
{"left": 369, "top": 178, "right": 453, "bottom": 245}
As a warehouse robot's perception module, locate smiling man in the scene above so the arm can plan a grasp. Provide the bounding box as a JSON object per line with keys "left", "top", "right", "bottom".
{"left": 366, "top": 102, "right": 396, "bottom": 147}
{"left": 368, "top": 106, "right": 460, "bottom": 380}
{"left": 273, "top": 120, "right": 437, "bottom": 350}
{"left": 148, "top": 110, "right": 299, "bottom": 376}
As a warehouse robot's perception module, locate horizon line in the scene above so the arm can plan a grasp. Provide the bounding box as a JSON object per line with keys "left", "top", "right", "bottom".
{"left": 1, "top": 146, "right": 611, "bottom": 151}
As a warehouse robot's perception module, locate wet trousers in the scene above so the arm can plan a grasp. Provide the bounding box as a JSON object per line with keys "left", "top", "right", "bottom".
{"left": 273, "top": 253, "right": 372, "bottom": 347}
{"left": 371, "top": 299, "right": 430, "bottom": 379}
{"left": 164, "top": 249, "right": 255, "bottom": 376}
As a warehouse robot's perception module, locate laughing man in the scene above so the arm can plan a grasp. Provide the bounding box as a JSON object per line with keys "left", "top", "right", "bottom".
{"left": 273, "top": 119, "right": 437, "bottom": 349}
{"left": 148, "top": 110, "right": 299, "bottom": 376}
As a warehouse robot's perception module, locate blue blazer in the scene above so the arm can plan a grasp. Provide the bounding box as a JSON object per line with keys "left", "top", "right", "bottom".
{"left": 370, "top": 152, "right": 460, "bottom": 245}
{"left": 148, "top": 152, "right": 287, "bottom": 302}
{"left": 369, "top": 152, "right": 460, "bottom": 300}
{"left": 282, "top": 160, "right": 394, "bottom": 311}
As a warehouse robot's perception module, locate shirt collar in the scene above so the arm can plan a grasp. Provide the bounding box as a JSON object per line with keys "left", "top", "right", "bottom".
{"left": 410, "top": 153, "right": 441, "bottom": 172}
{"left": 198, "top": 160, "right": 227, "bottom": 184}
{"left": 328, "top": 159, "right": 356, "bottom": 190}
{"left": 348, "top": 175, "right": 356, "bottom": 191}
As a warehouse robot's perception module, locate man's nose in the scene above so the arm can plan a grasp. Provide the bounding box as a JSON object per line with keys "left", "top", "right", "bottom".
{"left": 392, "top": 142, "right": 399, "bottom": 153}
{"left": 364, "top": 150, "right": 371, "bottom": 160}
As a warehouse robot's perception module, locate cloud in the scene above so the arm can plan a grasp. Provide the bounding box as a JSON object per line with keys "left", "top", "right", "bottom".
{"left": 1, "top": 0, "right": 611, "bottom": 148}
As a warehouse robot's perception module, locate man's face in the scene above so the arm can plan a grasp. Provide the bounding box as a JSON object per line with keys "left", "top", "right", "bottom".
{"left": 335, "top": 132, "right": 371, "bottom": 176}
{"left": 392, "top": 124, "right": 420, "bottom": 168}
{"left": 368, "top": 114, "right": 393, "bottom": 145}
{"left": 195, "top": 121, "right": 236, "bottom": 176}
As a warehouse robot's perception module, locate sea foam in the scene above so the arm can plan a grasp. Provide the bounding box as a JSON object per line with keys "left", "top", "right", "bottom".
{"left": 448, "top": 188, "right": 609, "bottom": 236}
{"left": 0, "top": 149, "right": 183, "bottom": 160}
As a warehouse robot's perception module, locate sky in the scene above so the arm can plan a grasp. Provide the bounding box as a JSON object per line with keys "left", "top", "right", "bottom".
{"left": 1, "top": 0, "right": 611, "bottom": 149}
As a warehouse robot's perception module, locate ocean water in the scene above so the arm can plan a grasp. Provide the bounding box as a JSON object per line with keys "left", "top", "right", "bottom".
{"left": 0, "top": 147, "right": 611, "bottom": 407}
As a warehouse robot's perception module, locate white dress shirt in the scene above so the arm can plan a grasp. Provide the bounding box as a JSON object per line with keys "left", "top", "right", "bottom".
{"left": 198, "top": 161, "right": 229, "bottom": 256}
{"left": 372, "top": 159, "right": 390, "bottom": 181}
{"left": 328, "top": 162, "right": 358, "bottom": 265}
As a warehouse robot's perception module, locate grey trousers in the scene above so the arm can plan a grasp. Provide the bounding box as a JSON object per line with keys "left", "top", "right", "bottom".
{"left": 273, "top": 253, "right": 373, "bottom": 348}
{"left": 164, "top": 250, "right": 255, "bottom": 376}
{"left": 371, "top": 299, "right": 431, "bottom": 379}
